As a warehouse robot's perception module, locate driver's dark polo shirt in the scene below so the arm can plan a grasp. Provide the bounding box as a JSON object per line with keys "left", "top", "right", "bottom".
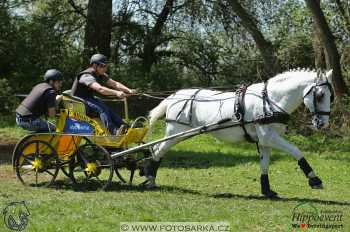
{"left": 72, "top": 68, "right": 110, "bottom": 99}
{"left": 16, "top": 82, "right": 56, "bottom": 118}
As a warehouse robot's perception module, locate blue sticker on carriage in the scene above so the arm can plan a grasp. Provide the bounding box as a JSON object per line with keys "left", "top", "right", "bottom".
{"left": 64, "top": 117, "right": 94, "bottom": 134}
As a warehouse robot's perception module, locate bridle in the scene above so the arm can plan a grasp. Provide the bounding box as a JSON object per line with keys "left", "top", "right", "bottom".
{"left": 303, "top": 79, "right": 334, "bottom": 118}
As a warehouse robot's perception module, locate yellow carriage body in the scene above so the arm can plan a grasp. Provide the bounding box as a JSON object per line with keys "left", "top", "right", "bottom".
{"left": 16, "top": 94, "right": 148, "bottom": 164}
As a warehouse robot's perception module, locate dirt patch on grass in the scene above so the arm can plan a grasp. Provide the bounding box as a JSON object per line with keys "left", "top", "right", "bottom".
{"left": 0, "top": 137, "right": 18, "bottom": 163}
{"left": 0, "top": 165, "right": 16, "bottom": 181}
{"left": 0, "top": 137, "right": 18, "bottom": 146}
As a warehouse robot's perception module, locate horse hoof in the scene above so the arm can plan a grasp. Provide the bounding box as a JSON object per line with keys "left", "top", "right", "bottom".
{"left": 311, "top": 184, "right": 323, "bottom": 189}
{"left": 309, "top": 177, "right": 323, "bottom": 189}
{"left": 145, "top": 183, "right": 157, "bottom": 189}
{"left": 140, "top": 176, "right": 157, "bottom": 189}
{"left": 262, "top": 190, "right": 279, "bottom": 199}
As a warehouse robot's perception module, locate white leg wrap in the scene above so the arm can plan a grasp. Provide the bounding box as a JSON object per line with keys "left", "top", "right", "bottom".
{"left": 256, "top": 125, "right": 303, "bottom": 160}
{"left": 259, "top": 146, "right": 271, "bottom": 175}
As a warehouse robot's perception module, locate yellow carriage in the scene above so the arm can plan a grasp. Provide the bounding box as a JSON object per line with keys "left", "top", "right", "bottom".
{"left": 12, "top": 93, "right": 150, "bottom": 190}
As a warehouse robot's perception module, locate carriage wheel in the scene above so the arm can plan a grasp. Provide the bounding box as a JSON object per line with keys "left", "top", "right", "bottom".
{"left": 14, "top": 140, "right": 59, "bottom": 187}
{"left": 114, "top": 149, "right": 151, "bottom": 185}
{"left": 69, "top": 143, "right": 114, "bottom": 190}
{"left": 12, "top": 135, "right": 35, "bottom": 168}
{"left": 114, "top": 117, "right": 150, "bottom": 185}
{"left": 59, "top": 137, "right": 92, "bottom": 180}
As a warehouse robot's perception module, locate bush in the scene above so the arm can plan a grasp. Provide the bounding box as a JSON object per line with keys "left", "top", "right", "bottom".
{"left": 0, "top": 78, "right": 18, "bottom": 115}
{"left": 287, "top": 97, "right": 350, "bottom": 137}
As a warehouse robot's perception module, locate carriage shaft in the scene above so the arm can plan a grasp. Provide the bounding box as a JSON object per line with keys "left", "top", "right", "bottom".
{"left": 110, "top": 118, "right": 241, "bottom": 159}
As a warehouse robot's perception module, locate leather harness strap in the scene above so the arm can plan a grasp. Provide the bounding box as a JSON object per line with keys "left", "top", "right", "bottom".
{"left": 168, "top": 83, "right": 292, "bottom": 144}
{"left": 175, "top": 89, "right": 202, "bottom": 125}
{"left": 256, "top": 81, "right": 290, "bottom": 124}
{"left": 234, "top": 85, "right": 256, "bottom": 143}
{"left": 234, "top": 82, "right": 291, "bottom": 143}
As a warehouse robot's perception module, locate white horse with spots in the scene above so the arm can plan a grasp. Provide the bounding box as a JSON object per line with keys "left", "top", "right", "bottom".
{"left": 142, "top": 69, "right": 334, "bottom": 198}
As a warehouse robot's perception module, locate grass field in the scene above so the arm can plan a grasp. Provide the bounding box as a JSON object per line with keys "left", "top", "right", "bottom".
{"left": 0, "top": 121, "right": 349, "bottom": 232}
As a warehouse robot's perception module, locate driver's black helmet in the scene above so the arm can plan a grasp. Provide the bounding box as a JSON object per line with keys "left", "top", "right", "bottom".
{"left": 90, "top": 54, "right": 108, "bottom": 66}
{"left": 43, "top": 69, "right": 63, "bottom": 82}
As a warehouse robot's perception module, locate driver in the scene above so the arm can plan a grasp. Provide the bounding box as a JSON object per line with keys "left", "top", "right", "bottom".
{"left": 15, "top": 69, "right": 63, "bottom": 132}
{"left": 71, "top": 54, "right": 135, "bottom": 135}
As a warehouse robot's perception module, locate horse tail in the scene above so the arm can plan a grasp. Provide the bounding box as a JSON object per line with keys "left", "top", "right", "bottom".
{"left": 148, "top": 99, "right": 168, "bottom": 127}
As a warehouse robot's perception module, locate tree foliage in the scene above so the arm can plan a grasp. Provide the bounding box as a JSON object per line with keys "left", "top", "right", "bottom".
{"left": 0, "top": 0, "right": 349, "bottom": 101}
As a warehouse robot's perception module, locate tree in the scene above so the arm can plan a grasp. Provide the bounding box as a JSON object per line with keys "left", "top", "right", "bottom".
{"left": 225, "top": 0, "right": 280, "bottom": 78}
{"left": 142, "top": 0, "right": 176, "bottom": 73}
{"left": 305, "top": 0, "right": 348, "bottom": 96}
{"left": 334, "top": 0, "right": 350, "bottom": 35}
{"left": 84, "top": 0, "right": 112, "bottom": 59}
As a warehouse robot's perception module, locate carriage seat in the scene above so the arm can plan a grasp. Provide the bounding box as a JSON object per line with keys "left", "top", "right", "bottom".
{"left": 61, "top": 90, "right": 99, "bottom": 118}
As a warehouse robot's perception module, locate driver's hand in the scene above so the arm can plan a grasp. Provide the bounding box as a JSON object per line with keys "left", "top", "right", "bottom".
{"left": 116, "top": 91, "right": 126, "bottom": 98}
{"left": 129, "top": 89, "right": 137, "bottom": 94}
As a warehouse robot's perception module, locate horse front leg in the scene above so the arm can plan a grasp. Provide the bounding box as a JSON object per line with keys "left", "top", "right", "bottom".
{"left": 256, "top": 125, "right": 323, "bottom": 190}
{"left": 259, "top": 146, "right": 279, "bottom": 198}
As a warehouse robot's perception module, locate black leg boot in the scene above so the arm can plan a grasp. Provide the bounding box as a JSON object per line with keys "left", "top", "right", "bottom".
{"left": 140, "top": 158, "right": 162, "bottom": 188}
{"left": 139, "top": 150, "right": 152, "bottom": 177}
{"left": 298, "top": 158, "right": 323, "bottom": 189}
{"left": 260, "top": 174, "right": 278, "bottom": 198}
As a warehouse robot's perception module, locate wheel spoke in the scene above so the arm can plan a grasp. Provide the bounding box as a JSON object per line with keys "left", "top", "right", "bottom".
{"left": 45, "top": 170, "right": 55, "bottom": 176}
{"left": 15, "top": 140, "right": 59, "bottom": 188}
{"left": 21, "top": 168, "right": 34, "bottom": 176}
{"left": 35, "top": 171, "right": 38, "bottom": 186}
{"left": 35, "top": 141, "right": 40, "bottom": 156}
{"left": 70, "top": 144, "right": 113, "bottom": 190}
{"left": 24, "top": 157, "right": 34, "bottom": 164}
{"left": 99, "top": 164, "right": 111, "bottom": 168}
{"left": 73, "top": 166, "right": 85, "bottom": 173}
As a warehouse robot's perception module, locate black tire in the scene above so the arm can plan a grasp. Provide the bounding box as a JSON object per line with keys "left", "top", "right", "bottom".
{"left": 69, "top": 143, "right": 114, "bottom": 190}
{"left": 12, "top": 135, "right": 35, "bottom": 168}
{"left": 14, "top": 140, "right": 59, "bottom": 187}
{"left": 114, "top": 149, "right": 151, "bottom": 185}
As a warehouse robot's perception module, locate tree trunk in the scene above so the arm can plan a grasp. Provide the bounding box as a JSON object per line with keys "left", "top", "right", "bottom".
{"left": 226, "top": 0, "right": 280, "bottom": 78}
{"left": 312, "top": 21, "right": 327, "bottom": 69}
{"left": 84, "top": 0, "right": 112, "bottom": 59}
{"left": 142, "top": 0, "right": 175, "bottom": 73}
{"left": 305, "top": 0, "right": 348, "bottom": 96}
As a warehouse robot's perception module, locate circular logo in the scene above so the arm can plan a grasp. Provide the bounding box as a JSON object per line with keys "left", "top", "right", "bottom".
{"left": 2, "top": 201, "right": 30, "bottom": 231}
{"left": 120, "top": 224, "right": 129, "bottom": 231}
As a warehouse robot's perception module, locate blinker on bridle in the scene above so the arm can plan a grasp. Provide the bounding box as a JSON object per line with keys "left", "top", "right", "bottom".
{"left": 303, "top": 76, "right": 334, "bottom": 117}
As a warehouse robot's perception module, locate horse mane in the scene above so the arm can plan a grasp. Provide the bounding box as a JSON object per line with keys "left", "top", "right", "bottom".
{"left": 269, "top": 68, "right": 317, "bottom": 84}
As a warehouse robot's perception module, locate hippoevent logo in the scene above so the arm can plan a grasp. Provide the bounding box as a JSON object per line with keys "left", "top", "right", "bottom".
{"left": 291, "top": 202, "right": 343, "bottom": 230}
{"left": 2, "top": 201, "right": 30, "bottom": 231}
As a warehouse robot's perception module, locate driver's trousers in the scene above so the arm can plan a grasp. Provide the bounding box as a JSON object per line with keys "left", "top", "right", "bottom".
{"left": 83, "top": 97, "right": 125, "bottom": 134}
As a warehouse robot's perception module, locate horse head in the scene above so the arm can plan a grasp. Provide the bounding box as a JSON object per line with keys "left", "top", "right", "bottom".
{"left": 302, "top": 70, "right": 334, "bottom": 129}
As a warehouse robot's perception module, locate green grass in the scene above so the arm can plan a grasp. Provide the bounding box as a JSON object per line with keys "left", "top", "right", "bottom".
{"left": 0, "top": 121, "right": 349, "bottom": 232}
{"left": 0, "top": 116, "right": 26, "bottom": 144}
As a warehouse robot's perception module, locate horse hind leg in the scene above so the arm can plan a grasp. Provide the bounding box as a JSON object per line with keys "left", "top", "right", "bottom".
{"left": 141, "top": 123, "right": 191, "bottom": 188}
{"left": 259, "top": 146, "right": 279, "bottom": 198}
